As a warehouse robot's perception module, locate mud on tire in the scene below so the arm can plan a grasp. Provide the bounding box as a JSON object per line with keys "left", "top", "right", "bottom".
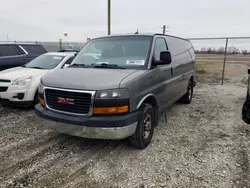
{"left": 129, "top": 103, "right": 155, "bottom": 149}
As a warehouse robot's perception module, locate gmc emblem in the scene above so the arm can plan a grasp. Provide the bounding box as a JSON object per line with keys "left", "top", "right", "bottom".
{"left": 57, "top": 97, "right": 74, "bottom": 105}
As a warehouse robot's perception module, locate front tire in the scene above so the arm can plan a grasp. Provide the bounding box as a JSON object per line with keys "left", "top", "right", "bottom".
{"left": 129, "top": 103, "right": 155, "bottom": 149}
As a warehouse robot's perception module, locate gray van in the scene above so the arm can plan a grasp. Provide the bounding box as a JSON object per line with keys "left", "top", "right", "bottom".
{"left": 35, "top": 33, "right": 196, "bottom": 149}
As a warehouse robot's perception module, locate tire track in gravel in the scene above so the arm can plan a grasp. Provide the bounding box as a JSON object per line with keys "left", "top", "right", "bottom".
{"left": 34, "top": 141, "right": 122, "bottom": 188}
{"left": 61, "top": 143, "right": 126, "bottom": 188}
{"left": 0, "top": 134, "right": 72, "bottom": 183}
{"left": 0, "top": 131, "right": 54, "bottom": 154}
{"left": 2, "top": 136, "right": 91, "bottom": 188}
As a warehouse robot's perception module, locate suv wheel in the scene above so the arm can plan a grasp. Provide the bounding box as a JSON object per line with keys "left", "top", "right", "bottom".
{"left": 180, "top": 79, "right": 193, "bottom": 104}
{"left": 129, "top": 103, "right": 155, "bottom": 149}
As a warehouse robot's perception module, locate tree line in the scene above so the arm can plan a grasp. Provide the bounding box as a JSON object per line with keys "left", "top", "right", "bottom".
{"left": 195, "top": 47, "right": 250, "bottom": 55}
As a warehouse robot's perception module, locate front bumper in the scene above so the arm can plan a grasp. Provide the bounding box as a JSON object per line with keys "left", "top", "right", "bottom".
{"left": 35, "top": 104, "right": 139, "bottom": 140}
{"left": 0, "top": 85, "right": 36, "bottom": 102}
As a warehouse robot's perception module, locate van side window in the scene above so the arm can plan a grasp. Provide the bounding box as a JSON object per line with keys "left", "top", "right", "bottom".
{"left": 154, "top": 38, "right": 168, "bottom": 61}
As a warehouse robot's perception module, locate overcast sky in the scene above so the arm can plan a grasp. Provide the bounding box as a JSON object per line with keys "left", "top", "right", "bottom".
{"left": 0, "top": 0, "right": 250, "bottom": 42}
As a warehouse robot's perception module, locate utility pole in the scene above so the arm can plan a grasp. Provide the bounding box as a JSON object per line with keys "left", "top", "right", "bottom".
{"left": 162, "top": 25, "right": 166, "bottom": 35}
{"left": 108, "top": 0, "right": 111, "bottom": 35}
{"left": 162, "top": 25, "right": 170, "bottom": 34}
{"left": 221, "top": 38, "right": 229, "bottom": 85}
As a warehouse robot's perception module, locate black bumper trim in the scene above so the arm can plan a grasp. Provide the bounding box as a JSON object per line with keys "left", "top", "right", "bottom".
{"left": 0, "top": 99, "right": 33, "bottom": 107}
{"left": 35, "top": 104, "right": 139, "bottom": 128}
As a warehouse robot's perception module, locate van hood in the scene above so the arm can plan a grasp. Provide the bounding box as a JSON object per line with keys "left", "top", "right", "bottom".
{"left": 41, "top": 67, "right": 139, "bottom": 90}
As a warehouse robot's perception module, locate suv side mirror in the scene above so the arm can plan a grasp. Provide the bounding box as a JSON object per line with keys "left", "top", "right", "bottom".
{"left": 154, "top": 51, "right": 172, "bottom": 66}
{"left": 63, "top": 64, "right": 70, "bottom": 68}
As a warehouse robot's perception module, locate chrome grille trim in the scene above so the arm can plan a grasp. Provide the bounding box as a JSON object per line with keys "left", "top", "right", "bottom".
{"left": 44, "top": 86, "right": 96, "bottom": 116}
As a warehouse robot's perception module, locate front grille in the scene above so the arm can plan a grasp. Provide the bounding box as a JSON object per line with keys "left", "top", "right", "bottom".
{"left": 45, "top": 88, "right": 92, "bottom": 115}
{"left": 0, "top": 79, "right": 11, "bottom": 83}
{"left": 0, "top": 87, "right": 8, "bottom": 92}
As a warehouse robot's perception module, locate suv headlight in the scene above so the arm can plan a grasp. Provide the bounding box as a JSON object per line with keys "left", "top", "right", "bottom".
{"left": 93, "top": 88, "right": 129, "bottom": 115}
{"left": 12, "top": 76, "right": 32, "bottom": 86}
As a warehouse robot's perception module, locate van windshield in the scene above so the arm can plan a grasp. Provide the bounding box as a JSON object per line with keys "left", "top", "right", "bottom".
{"left": 71, "top": 36, "right": 152, "bottom": 69}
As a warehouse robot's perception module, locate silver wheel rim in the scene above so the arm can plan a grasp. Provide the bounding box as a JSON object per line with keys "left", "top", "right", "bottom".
{"left": 143, "top": 113, "right": 152, "bottom": 139}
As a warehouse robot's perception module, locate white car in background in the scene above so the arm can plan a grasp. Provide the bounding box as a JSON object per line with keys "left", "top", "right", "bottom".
{"left": 0, "top": 52, "right": 76, "bottom": 107}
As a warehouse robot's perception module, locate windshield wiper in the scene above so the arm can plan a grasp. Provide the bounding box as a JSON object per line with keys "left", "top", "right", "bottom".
{"left": 91, "top": 63, "right": 126, "bottom": 69}
{"left": 69, "top": 64, "right": 86, "bottom": 67}
{"left": 30, "top": 67, "right": 44, "bottom": 69}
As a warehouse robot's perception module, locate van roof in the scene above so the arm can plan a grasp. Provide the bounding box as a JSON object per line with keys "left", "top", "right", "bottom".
{"left": 94, "top": 33, "right": 190, "bottom": 42}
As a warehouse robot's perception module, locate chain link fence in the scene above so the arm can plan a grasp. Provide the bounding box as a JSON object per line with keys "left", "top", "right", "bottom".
{"left": 2, "top": 37, "right": 250, "bottom": 85}
{"left": 188, "top": 37, "right": 250, "bottom": 85}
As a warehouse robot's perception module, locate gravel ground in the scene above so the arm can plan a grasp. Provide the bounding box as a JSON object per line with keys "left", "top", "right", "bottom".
{"left": 0, "top": 81, "right": 250, "bottom": 188}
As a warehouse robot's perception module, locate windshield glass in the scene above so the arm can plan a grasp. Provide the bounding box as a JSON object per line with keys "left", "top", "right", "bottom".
{"left": 71, "top": 36, "right": 152, "bottom": 69}
{"left": 24, "top": 54, "right": 65, "bottom": 69}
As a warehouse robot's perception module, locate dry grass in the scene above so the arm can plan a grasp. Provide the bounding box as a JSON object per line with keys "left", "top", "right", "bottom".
{"left": 196, "top": 54, "right": 250, "bottom": 79}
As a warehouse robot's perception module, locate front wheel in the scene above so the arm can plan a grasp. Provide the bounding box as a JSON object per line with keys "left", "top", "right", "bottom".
{"left": 129, "top": 103, "right": 155, "bottom": 149}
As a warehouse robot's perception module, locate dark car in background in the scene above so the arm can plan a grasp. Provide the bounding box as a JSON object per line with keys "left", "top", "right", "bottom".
{"left": 242, "top": 69, "right": 250, "bottom": 124}
{"left": 0, "top": 43, "right": 47, "bottom": 71}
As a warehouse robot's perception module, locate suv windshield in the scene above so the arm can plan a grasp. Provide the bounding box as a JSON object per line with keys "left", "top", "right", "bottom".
{"left": 71, "top": 36, "right": 152, "bottom": 69}
{"left": 24, "top": 54, "right": 65, "bottom": 69}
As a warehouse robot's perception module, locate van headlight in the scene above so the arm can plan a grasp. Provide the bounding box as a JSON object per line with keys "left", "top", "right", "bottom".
{"left": 12, "top": 76, "right": 32, "bottom": 86}
{"left": 93, "top": 88, "right": 129, "bottom": 115}
{"left": 95, "top": 88, "right": 129, "bottom": 99}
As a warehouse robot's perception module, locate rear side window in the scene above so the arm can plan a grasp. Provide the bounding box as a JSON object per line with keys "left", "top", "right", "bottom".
{"left": 154, "top": 38, "right": 168, "bottom": 61}
{"left": 0, "top": 45, "right": 24, "bottom": 57}
{"left": 21, "top": 45, "right": 47, "bottom": 54}
{"left": 165, "top": 37, "right": 192, "bottom": 56}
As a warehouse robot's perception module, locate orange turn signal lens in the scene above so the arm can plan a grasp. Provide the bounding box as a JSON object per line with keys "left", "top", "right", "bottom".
{"left": 93, "top": 105, "right": 128, "bottom": 115}
{"left": 40, "top": 98, "right": 45, "bottom": 105}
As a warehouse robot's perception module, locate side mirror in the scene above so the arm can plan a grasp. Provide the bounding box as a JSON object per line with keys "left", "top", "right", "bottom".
{"left": 248, "top": 69, "right": 250, "bottom": 74}
{"left": 63, "top": 64, "right": 70, "bottom": 68}
{"left": 154, "top": 51, "right": 172, "bottom": 66}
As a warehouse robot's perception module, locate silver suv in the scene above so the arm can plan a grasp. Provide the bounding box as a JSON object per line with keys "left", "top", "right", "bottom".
{"left": 35, "top": 33, "right": 196, "bottom": 149}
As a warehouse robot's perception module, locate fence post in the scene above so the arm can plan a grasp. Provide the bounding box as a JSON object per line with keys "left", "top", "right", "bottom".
{"left": 221, "top": 38, "right": 228, "bottom": 85}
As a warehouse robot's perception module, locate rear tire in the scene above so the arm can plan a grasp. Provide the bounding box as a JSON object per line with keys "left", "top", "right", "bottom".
{"left": 179, "top": 79, "right": 193, "bottom": 104}
{"left": 129, "top": 103, "right": 155, "bottom": 149}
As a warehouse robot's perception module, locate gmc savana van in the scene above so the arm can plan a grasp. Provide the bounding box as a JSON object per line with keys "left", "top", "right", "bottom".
{"left": 35, "top": 33, "right": 196, "bottom": 149}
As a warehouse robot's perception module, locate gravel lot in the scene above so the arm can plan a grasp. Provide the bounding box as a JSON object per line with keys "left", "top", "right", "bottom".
{"left": 0, "top": 80, "right": 250, "bottom": 188}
